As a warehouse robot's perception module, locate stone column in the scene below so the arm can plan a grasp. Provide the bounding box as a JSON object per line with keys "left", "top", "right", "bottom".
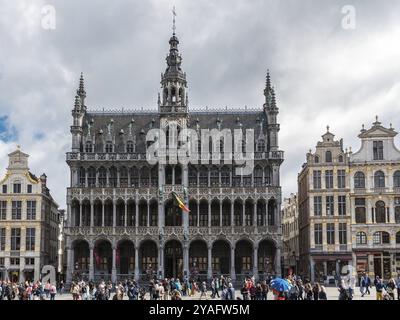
{"left": 183, "top": 243, "right": 189, "bottom": 278}
{"left": 231, "top": 201, "right": 234, "bottom": 227}
{"left": 79, "top": 202, "right": 82, "bottom": 227}
{"left": 275, "top": 247, "right": 282, "bottom": 277}
{"left": 159, "top": 244, "right": 164, "bottom": 279}
{"left": 112, "top": 245, "right": 117, "bottom": 283}
{"left": 66, "top": 247, "right": 73, "bottom": 285}
{"left": 207, "top": 243, "right": 212, "bottom": 279}
{"left": 242, "top": 202, "right": 245, "bottom": 226}
{"left": 219, "top": 201, "right": 223, "bottom": 227}
{"left": 113, "top": 201, "right": 116, "bottom": 228}
{"left": 253, "top": 245, "right": 258, "bottom": 280}
{"left": 265, "top": 201, "right": 269, "bottom": 226}
{"left": 230, "top": 245, "right": 236, "bottom": 281}
{"left": 101, "top": 201, "right": 105, "bottom": 227}
{"left": 90, "top": 201, "right": 94, "bottom": 228}
{"left": 124, "top": 201, "right": 127, "bottom": 227}
{"left": 135, "top": 199, "right": 139, "bottom": 228}
{"left": 134, "top": 245, "right": 140, "bottom": 281}
{"left": 253, "top": 201, "right": 257, "bottom": 227}
{"left": 208, "top": 202, "right": 211, "bottom": 228}
{"left": 197, "top": 201, "right": 200, "bottom": 227}
{"left": 147, "top": 201, "right": 150, "bottom": 227}
{"left": 310, "top": 256, "right": 315, "bottom": 283}
{"left": 89, "top": 245, "right": 94, "bottom": 281}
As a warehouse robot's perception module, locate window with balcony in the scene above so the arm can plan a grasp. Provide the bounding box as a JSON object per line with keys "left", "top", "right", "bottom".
{"left": 11, "top": 201, "right": 21, "bottom": 220}
{"left": 126, "top": 141, "right": 135, "bottom": 153}
{"left": 189, "top": 166, "right": 197, "bottom": 186}
{"left": 0, "top": 201, "right": 6, "bottom": 220}
{"left": 199, "top": 166, "right": 208, "bottom": 187}
{"left": 373, "top": 141, "right": 384, "bottom": 160}
{"left": 394, "top": 171, "right": 400, "bottom": 188}
{"left": 356, "top": 232, "right": 367, "bottom": 245}
{"left": 210, "top": 166, "right": 219, "bottom": 186}
{"left": 337, "top": 170, "right": 346, "bottom": 188}
{"left": 374, "top": 171, "right": 385, "bottom": 188}
{"left": 395, "top": 198, "right": 400, "bottom": 223}
{"left": 314, "top": 223, "right": 322, "bottom": 245}
{"left": 326, "top": 196, "right": 334, "bottom": 216}
{"left": 313, "top": 170, "right": 321, "bottom": 189}
{"left": 325, "top": 170, "right": 333, "bottom": 189}
{"left": 11, "top": 228, "right": 21, "bottom": 251}
{"left": 313, "top": 196, "right": 322, "bottom": 216}
{"left": 87, "top": 167, "right": 96, "bottom": 187}
{"left": 105, "top": 142, "right": 113, "bottom": 153}
{"left": 27, "top": 201, "right": 36, "bottom": 220}
{"left": 339, "top": 223, "right": 347, "bottom": 244}
{"left": 354, "top": 172, "right": 365, "bottom": 189}
{"left": 338, "top": 196, "right": 346, "bottom": 215}
{"left": 375, "top": 201, "right": 386, "bottom": 223}
{"left": 327, "top": 223, "right": 335, "bottom": 244}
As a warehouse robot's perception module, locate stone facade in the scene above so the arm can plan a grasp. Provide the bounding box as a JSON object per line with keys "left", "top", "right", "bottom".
{"left": 0, "top": 148, "right": 60, "bottom": 282}
{"left": 349, "top": 118, "right": 400, "bottom": 279}
{"left": 298, "top": 128, "right": 352, "bottom": 283}
{"left": 282, "top": 193, "right": 299, "bottom": 275}
{"left": 64, "top": 28, "right": 283, "bottom": 284}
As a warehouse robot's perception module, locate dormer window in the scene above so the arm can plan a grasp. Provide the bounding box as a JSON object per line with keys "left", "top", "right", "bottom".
{"left": 325, "top": 151, "right": 332, "bottom": 163}
{"left": 314, "top": 156, "right": 320, "bottom": 163}
{"left": 338, "top": 155, "right": 344, "bottom": 163}
{"left": 126, "top": 141, "right": 135, "bottom": 153}
{"left": 2, "top": 185, "right": 7, "bottom": 193}
{"left": 373, "top": 141, "right": 384, "bottom": 160}
{"left": 105, "top": 142, "right": 113, "bottom": 153}
{"left": 85, "top": 142, "right": 93, "bottom": 153}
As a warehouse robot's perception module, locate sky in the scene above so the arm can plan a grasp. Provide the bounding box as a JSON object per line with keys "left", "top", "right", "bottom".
{"left": 1, "top": 0, "right": 400, "bottom": 207}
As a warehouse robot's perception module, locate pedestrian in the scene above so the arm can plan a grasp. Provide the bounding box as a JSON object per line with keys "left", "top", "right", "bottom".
{"left": 396, "top": 275, "right": 400, "bottom": 300}
{"left": 261, "top": 280, "right": 268, "bottom": 300}
{"left": 386, "top": 278, "right": 396, "bottom": 300}
{"left": 240, "top": 283, "right": 249, "bottom": 300}
{"left": 50, "top": 283, "right": 57, "bottom": 300}
{"left": 374, "top": 276, "right": 384, "bottom": 300}
{"left": 304, "top": 283, "right": 313, "bottom": 300}
{"left": 199, "top": 281, "right": 207, "bottom": 300}
{"left": 319, "top": 286, "right": 327, "bottom": 300}
{"left": 312, "top": 283, "right": 320, "bottom": 300}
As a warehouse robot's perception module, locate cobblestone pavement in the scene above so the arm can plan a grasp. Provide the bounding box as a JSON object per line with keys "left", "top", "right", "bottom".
{"left": 48, "top": 286, "right": 382, "bottom": 300}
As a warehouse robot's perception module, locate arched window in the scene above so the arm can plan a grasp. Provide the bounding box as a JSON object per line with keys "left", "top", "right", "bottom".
{"left": 254, "top": 166, "right": 263, "bottom": 186}
{"left": 85, "top": 142, "right": 93, "bottom": 153}
{"left": 264, "top": 166, "right": 272, "bottom": 185}
{"left": 150, "top": 166, "right": 158, "bottom": 187}
{"left": 120, "top": 167, "right": 128, "bottom": 187}
{"left": 175, "top": 165, "right": 182, "bottom": 185}
{"left": 338, "top": 155, "right": 344, "bottom": 163}
{"left": 356, "top": 232, "right": 367, "bottom": 245}
{"left": 374, "top": 171, "right": 385, "bottom": 188}
{"left": 141, "top": 167, "right": 150, "bottom": 186}
{"left": 393, "top": 171, "right": 400, "bottom": 188}
{"left": 373, "top": 231, "right": 390, "bottom": 244}
{"left": 78, "top": 167, "right": 86, "bottom": 187}
{"left": 189, "top": 166, "right": 197, "bottom": 186}
{"left": 314, "top": 156, "right": 319, "bottom": 164}
{"left": 109, "top": 167, "right": 117, "bottom": 187}
{"left": 325, "top": 151, "right": 332, "bottom": 163}
{"left": 88, "top": 167, "right": 96, "bottom": 187}
{"left": 171, "top": 87, "right": 177, "bottom": 103}
{"left": 354, "top": 172, "right": 365, "bottom": 189}
{"left": 257, "top": 140, "right": 265, "bottom": 152}
{"left": 130, "top": 167, "right": 139, "bottom": 187}
{"left": 98, "top": 167, "right": 107, "bottom": 187}
{"left": 375, "top": 201, "right": 386, "bottom": 223}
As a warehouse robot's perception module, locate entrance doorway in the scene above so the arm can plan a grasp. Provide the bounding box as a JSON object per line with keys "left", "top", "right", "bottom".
{"left": 165, "top": 240, "right": 183, "bottom": 279}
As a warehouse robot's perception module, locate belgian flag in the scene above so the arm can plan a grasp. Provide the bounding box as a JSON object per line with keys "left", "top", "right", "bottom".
{"left": 172, "top": 191, "right": 190, "bottom": 213}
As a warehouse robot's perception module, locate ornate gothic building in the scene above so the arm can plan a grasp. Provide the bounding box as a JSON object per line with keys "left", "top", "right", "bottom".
{"left": 65, "top": 27, "right": 284, "bottom": 284}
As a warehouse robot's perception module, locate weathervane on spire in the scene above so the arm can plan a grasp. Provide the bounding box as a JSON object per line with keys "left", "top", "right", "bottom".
{"left": 172, "top": 6, "right": 177, "bottom": 35}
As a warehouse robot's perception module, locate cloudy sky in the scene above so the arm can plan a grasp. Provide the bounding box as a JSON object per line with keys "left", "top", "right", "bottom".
{"left": 1, "top": 0, "right": 400, "bottom": 207}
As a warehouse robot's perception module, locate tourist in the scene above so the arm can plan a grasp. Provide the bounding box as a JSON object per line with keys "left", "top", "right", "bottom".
{"left": 304, "top": 283, "right": 313, "bottom": 300}
{"left": 240, "top": 283, "right": 249, "bottom": 300}
{"left": 199, "top": 281, "right": 207, "bottom": 300}
{"left": 396, "top": 275, "right": 400, "bottom": 300}
{"left": 374, "top": 276, "right": 384, "bottom": 300}
{"left": 228, "top": 283, "right": 235, "bottom": 300}
{"left": 261, "top": 280, "right": 269, "bottom": 300}
{"left": 312, "top": 283, "right": 320, "bottom": 300}
{"left": 386, "top": 278, "right": 396, "bottom": 300}
{"left": 360, "top": 273, "right": 371, "bottom": 297}
{"left": 319, "top": 286, "right": 327, "bottom": 300}
{"left": 50, "top": 283, "right": 57, "bottom": 300}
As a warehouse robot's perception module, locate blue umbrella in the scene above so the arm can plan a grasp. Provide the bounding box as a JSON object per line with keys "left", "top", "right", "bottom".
{"left": 270, "top": 278, "right": 292, "bottom": 292}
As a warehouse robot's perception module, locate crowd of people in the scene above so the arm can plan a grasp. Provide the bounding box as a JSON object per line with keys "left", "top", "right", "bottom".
{"left": 1, "top": 273, "right": 400, "bottom": 300}
{"left": 0, "top": 280, "right": 58, "bottom": 300}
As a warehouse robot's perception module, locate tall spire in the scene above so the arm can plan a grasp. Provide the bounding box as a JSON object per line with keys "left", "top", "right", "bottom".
{"left": 76, "top": 72, "right": 86, "bottom": 110}
{"left": 172, "top": 6, "right": 177, "bottom": 35}
{"left": 264, "top": 69, "right": 275, "bottom": 109}
{"left": 159, "top": 6, "right": 188, "bottom": 113}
